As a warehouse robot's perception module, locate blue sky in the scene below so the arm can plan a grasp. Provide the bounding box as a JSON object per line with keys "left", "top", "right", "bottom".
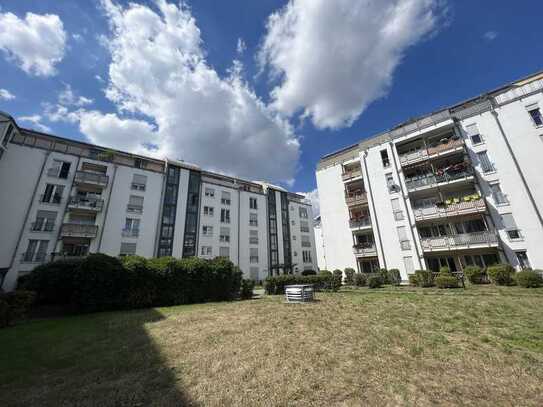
{"left": 1, "top": 0, "right": 542, "bottom": 208}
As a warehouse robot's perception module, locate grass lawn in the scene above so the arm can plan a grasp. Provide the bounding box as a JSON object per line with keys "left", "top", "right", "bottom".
{"left": 1, "top": 285, "right": 543, "bottom": 406}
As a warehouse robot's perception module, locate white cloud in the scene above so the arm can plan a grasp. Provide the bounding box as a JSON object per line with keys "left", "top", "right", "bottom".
{"left": 18, "top": 115, "right": 52, "bottom": 133}
{"left": 82, "top": 0, "right": 300, "bottom": 183}
{"left": 237, "top": 38, "right": 246, "bottom": 54}
{"left": 0, "top": 88, "right": 15, "bottom": 101}
{"left": 0, "top": 11, "right": 67, "bottom": 76}
{"left": 483, "top": 31, "right": 497, "bottom": 41}
{"left": 258, "top": 0, "right": 444, "bottom": 129}
{"left": 58, "top": 84, "right": 93, "bottom": 107}
{"left": 298, "top": 188, "right": 319, "bottom": 217}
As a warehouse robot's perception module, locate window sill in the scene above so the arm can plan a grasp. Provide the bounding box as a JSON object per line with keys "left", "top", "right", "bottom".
{"left": 495, "top": 202, "right": 510, "bottom": 207}
{"left": 482, "top": 170, "right": 497, "bottom": 176}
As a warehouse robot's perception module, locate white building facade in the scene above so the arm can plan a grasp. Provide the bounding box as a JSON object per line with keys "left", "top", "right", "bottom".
{"left": 317, "top": 71, "right": 543, "bottom": 280}
{"left": 0, "top": 114, "right": 317, "bottom": 291}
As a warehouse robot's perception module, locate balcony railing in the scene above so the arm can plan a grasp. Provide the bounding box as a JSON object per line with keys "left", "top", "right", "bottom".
{"left": 127, "top": 204, "right": 144, "bottom": 214}
{"left": 352, "top": 244, "right": 377, "bottom": 257}
{"left": 399, "top": 149, "right": 428, "bottom": 165}
{"left": 345, "top": 191, "right": 368, "bottom": 207}
{"left": 349, "top": 216, "right": 371, "bottom": 228}
{"left": 21, "top": 251, "right": 47, "bottom": 263}
{"left": 427, "top": 137, "right": 464, "bottom": 156}
{"left": 413, "top": 198, "right": 486, "bottom": 221}
{"left": 68, "top": 196, "right": 104, "bottom": 212}
{"left": 31, "top": 221, "right": 55, "bottom": 232}
{"left": 60, "top": 223, "right": 98, "bottom": 238}
{"left": 405, "top": 168, "right": 474, "bottom": 191}
{"left": 342, "top": 169, "right": 362, "bottom": 181}
{"left": 74, "top": 170, "right": 109, "bottom": 187}
{"left": 420, "top": 231, "right": 498, "bottom": 251}
{"left": 40, "top": 194, "right": 62, "bottom": 204}
{"left": 399, "top": 137, "right": 464, "bottom": 166}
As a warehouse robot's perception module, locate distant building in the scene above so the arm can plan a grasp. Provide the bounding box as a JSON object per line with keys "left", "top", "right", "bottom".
{"left": 0, "top": 113, "right": 317, "bottom": 291}
{"left": 316, "top": 71, "right": 543, "bottom": 279}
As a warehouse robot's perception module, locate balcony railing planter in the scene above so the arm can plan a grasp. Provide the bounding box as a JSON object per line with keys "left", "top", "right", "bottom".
{"left": 74, "top": 170, "right": 109, "bottom": 187}
{"left": 414, "top": 197, "right": 486, "bottom": 221}
{"left": 420, "top": 231, "right": 498, "bottom": 251}
{"left": 68, "top": 196, "right": 104, "bottom": 212}
{"left": 352, "top": 243, "right": 377, "bottom": 256}
{"left": 60, "top": 223, "right": 98, "bottom": 238}
{"left": 349, "top": 217, "right": 371, "bottom": 228}
{"left": 345, "top": 191, "right": 368, "bottom": 206}
{"left": 342, "top": 169, "right": 362, "bottom": 181}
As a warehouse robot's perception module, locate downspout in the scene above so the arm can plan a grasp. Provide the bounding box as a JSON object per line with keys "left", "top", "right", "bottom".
{"left": 97, "top": 165, "right": 118, "bottom": 251}
{"left": 362, "top": 150, "right": 387, "bottom": 269}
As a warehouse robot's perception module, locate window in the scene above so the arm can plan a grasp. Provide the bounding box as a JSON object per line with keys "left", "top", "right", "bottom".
{"left": 527, "top": 105, "right": 543, "bottom": 127}
{"left": 249, "top": 197, "right": 258, "bottom": 210}
{"left": 477, "top": 151, "right": 495, "bottom": 173}
{"left": 466, "top": 124, "right": 483, "bottom": 145}
{"left": 32, "top": 210, "right": 56, "bottom": 232}
{"left": 120, "top": 242, "right": 137, "bottom": 256}
{"left": 22, "top": 239, "right": 48, "bottom": 263}
{"left": 292, "top": 235, "right": 296, "bottom": 240}
{"left": 502, "top": 213, "right": 521, "bottom": 240}
{"left": 221, "top": 191, "right": 231, "bottom": 205}
{"left": 219, "top": 246, "right": 230, "bottom": 258}
{"left": 205, "top": 187, "right": 215, "bottom": 197}
{"left": 301, "top": 235, "right": 311, "bottom": 247}
{"left": 123, "top": 218, "right": 140, "bottom": 237}
{"left": 221, "top": 208, "right": 230, "bottom": 224}
{"left": 490, "top": 183, "right": 508, "bottom": 205}
{"left": 202, "top": 225, "right": 213, "bottom": 236}
{"left": 48, "top": 160, "right": 71, "bottom": 179}
{"left": 300, "top": 220, "right": 309, "bottom": 233}
{"left": 397, "top": 226, "right": 410, "bottom": 250}
{"left": 516, "top": 251, "right": 531, "bottom": 269}
{"left": 302, "top": 250, "right": 312, "bottom": 263}
{"left": 386, "top": 174, "right": 398, "bottom": 193}
{"left": 291, "top": 220, "right": 295, "bottom": 226}
{"left": 249, "top": 213, "right": 258, "bottom": 227}
{"left": 200, "top": 246, "right": 212, "bottom": 256}
{"left": 220, "top": 227, "right": 230, "bottom": 243}
{"left": 41, "top": 184, "right": 64, "bottom": 204}
{"left": 380, "top": 149, "right": 390, "bottom": 167}
{"left": 249, "top": 267, "right": 259, "bottom": 281}
{"left": 249, "top": 229, "right": 258, "bottom": 244}
{"left": 203, "top": 206, "right": 214, "bottom": 216}
{"left": 403, "top": 256, "right": 414, "bottom": 275}
{"left": 127, "top": 195, "right": 144, "bottom": 213}
{"left": 2, "top": 124, "right": 14, "bottom": 147}
{"left": 250, "top": 248, "right": 259, "bottom": 263}
{"left": 131, "top": 174, "right": 147, "bottom": 191}
{"left": 134, "top": 158, "right": 146, "bottom": 169}
{"left": 299, "top": 207, "right": 308, "bottom": 219}
{"left": 391, "top": 198, "right": 403, "bottom": 220}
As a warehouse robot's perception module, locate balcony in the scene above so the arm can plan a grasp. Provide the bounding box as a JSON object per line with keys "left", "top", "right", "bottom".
{"left": 405, "top": 166, "right": 474, "bottom": 192}
{"left": 420, "top": 231, "right": 498, "bottom": 252}
{"left": 60, "top": 223, "right": 98, "bottom": 238}
{"left": 345, "top": 191, "right": 368, "bottom": 207}
{"left": 353, "top": 243, "right": 378, "bottom": 257}
{"left": 68, "top": 196, "right": 104, "bottom": 212}
{"left": 342, "top": 169, "right": 362, "bottom": 182}
{"left": 74, "top": 170, "right": 109, "bottom": 188}
{"left": 414, "top": 198, "right": 486, "bottom": 221}
{"left": 399, "top": 136, "right": 464, "bottom": 166}
{"left": 349, "top": 216, "right": 371, "bottom": 229}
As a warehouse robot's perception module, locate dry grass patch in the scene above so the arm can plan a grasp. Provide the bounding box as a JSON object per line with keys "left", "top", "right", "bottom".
{"left": 1, "top": 285, "right": 543, "bottom": 406}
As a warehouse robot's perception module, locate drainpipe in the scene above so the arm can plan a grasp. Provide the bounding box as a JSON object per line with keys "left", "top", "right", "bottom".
{"left": 361, "top": 150, "right": 387, "bottom": 269}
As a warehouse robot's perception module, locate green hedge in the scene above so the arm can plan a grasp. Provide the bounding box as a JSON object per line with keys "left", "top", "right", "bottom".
{"left": 368, "top": 275, "right": 383, "bottom": 289}
{"left": 408, "top": 274, "right": 418, "bottom": 286}
{"left": 435, "top": 273, "right": 459, "bottom": 289}
{"left": 464, "top": 266, "right": 487, "bottom": 284}
{"left": 414, "top": 270, "right": 434, "bottom": 287}
{"left": 0, "top": 290, "right": 35, "bottom": 328}
{"left": 240, "top": 279, "right": 255, "bottom": 299}
{"left": 344, "top": 268, "right": 355, "bottom": 285}
{"left": 387, "top": 269, "right": 401, "bottom": 286}
{"left": 22, "top": 254, "right": 242, "bottom": 312}
{"left": 354, "top": 273, "right": 367, "bottom": 287}
{"left": 515, "top": 270, "right": 543, "bottom": 288}
{"left": 487, "top": 264, "right": 515, "bottom": 286}
{"left": 264, "top": 274, "right": 334, "bottom": 294}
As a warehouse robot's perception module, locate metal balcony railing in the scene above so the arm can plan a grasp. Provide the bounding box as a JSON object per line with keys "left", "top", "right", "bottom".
{"left": 127, "top": 204, "right": 144, "bottom": 214}
{"left": 345, "top": 191, "right": 368, "bottom": 207}
{"left": 420, "top": 231, "right": 498, "bottom": 251}
{"left": 399, "top": 137, "right": 464, "bottom": 166}
{"left": 74, "top": 170, "right": 109, "bottom": 187}
{"left": 405, "top": 167, "right": 474, "bottom": 191}
{"left": 31, "top": 221, "right": 55, "bottom": 232}
{"left": 427, "top": 137, "right": 464, "bottom": 156}
{"left": 342, "top": 169, "right": 362, "bottom": 181}
{"left": 352, "top": 244, "right": 377, "bottom": 256}
{"left": 413, "top": 198, "right": 486, "bottom": 221}
{"left": 40, "top": 194, "right": 62, "bottom": 204}
{"left": 60, "top": 223, "right": 98, "bottom": 238}
{"left": 349, "top": 216, "right": 371, "bottom": 228}
{"left": 68, "top": 196, "right": 104, "bottom": 211}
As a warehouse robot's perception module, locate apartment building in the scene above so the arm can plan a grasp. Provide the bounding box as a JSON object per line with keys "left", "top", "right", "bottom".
{"left": 0, "top": 112, "right": 317, "bottom": 291}
{"left": 317, "top": 71, "right": 543, "bottom": 280}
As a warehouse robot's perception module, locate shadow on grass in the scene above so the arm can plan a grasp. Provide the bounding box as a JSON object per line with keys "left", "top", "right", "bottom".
{"left": 0, "top": 308, "right": 197, "bottom": 407}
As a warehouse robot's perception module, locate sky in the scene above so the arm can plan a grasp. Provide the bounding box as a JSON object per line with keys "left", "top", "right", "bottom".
{"left": 1, "top": 0, "right": 542, "bottom": 215}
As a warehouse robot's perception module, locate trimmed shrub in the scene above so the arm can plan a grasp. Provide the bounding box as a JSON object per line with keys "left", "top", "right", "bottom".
{"left": 408, "top": 274, "right": 418, "bottom": 286}
{"left": 435, "top": 273, "right": 459, "bottom": 289}
{"left": 378, "top": 269, "right": 389, "bottom": 284}
{"left": 464, "top": 266, "right": 486, "bottom": 284}
{"left": 515, "top": 270, "right": 543, "bottom": 288}
{"left": 368, "top": 275, "right": 383, "bottom": 289}
{"left": 354, "top": 273, "right": 367, "bottom": 287}
{"left": 439, "top": 266, "right": 450, "bottom": 274}
{"left": 332, "top": 269, "right": 343, "bottom": 291}
{"left": 240, "top": 279, "right": 255, "bottom": 299}
{"left": 414, "top": 270, "right": 434, "bottom": 287}
{"left": 387, "top": 269, "right": 401, "bottom": 286}
{"left": 121, "top": 255, "right": 159, "bottom": 308}
{"left": 344, "top": 268, "right": 355, "bottom": 285}
{"left": 301, "top": 269, "right": 316, "bottom": 276}
{"left": 0, "top": 290, "right": 35, "bottom": 328}
{"left": 487, "top": 264, "right": 515, "bottom": 286}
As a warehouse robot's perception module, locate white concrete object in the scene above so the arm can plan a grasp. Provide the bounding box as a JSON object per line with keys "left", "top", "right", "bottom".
{"left": 316, "top": 70, "right": 543, "bottom": 280}
{"left": 0, "top": 113, "right": 318, "bottom": 291}
{"left": 284, "top": 284, "right": 314, "bottom": 303}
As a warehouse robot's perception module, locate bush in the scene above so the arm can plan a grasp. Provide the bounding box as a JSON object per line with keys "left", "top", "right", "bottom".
{"left": 439, "top": 266, "right": 450, "bottom": 274}
{"left": 414, "top": 270, "right": 434, "bottom": 287}
{"left": 515, "top": 270, "right": 543, "bottom": 288}
{"left": 301, "top": 269, "right": 316, "bottom": 276}
{"left": 464, "top": 266, "right": 486, "bottom": 284}
{"left": 264, "top": 274, "right": 333, "bottom": 294}
{"left": 240, "top": 279, "right": 255, "bottom": 299}
{"left": 435, "top": 273, "right": 459, "bottom": 289}
{"left": 368, "top": 275, "right": 383, "bottom": 289}
{"left": 332, "top": 269, "right": 343, "bottom": 291}
{"left": 408, "top": 274, "right": 418, "bottom": 286}
{"left": 487, "top": 264, "right": 515, "bottom": 286}
{"left": 378, "top": 269, "right": 389, "bottom": 284}
{"left": 0, "top": 290, "right": 35, "bottom": 328}
{"left": 387, "top": 269, "right": 401, "bottom": 286}
{"left": 121, "top": 255, "right": 159, "bottom": 308}
{"left": 344, "top": 268, "right": 355, "bottom": 285}
{"left": 354, "top": 273, "right": 367, "bottom": 287}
